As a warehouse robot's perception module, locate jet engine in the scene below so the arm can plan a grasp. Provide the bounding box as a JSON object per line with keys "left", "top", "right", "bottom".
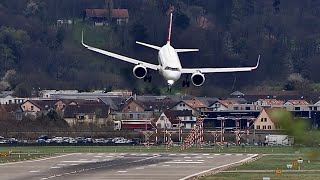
{"left": 133, "top": 64, "right": 147, "bottom": 79}
{"left": 191, "top": 72, "right": 205, "bottom": 86}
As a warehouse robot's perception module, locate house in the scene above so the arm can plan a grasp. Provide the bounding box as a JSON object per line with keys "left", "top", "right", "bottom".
{"left": 84, "top": 8, "right": 129, "bottom": 26}
{"left": 183, "top": 99, "right": 208, "bottom": 112}
{"left": 121, "top": 99, "right": 145, "bottom": 113}
{"left": 228, "top": 103, "right": 258, "bottom": 111}
{"left": 1, "top": 104, "right": 23, "bottom": 120}
{"left": 284, "top": 100, "right": 310, "bottom": 111}
{"left": 111, "top": 9, "right": 129, "bottom": 25}
{"left": 0, "top": 91, "right": 25, "bottom": 105}
{"left": 254, "top": 108, "right": 284, "bottom": 130}
{"left": 255, "top": 99, "right": 285, "bottom": 107}
{"left": 230, "top": 91, "right": 245, "bottom": 98}
{"left": 98, "top": 96, "right": 126, "bottom": 111}
{"left": 63, "top": 104, "right": 110, "bottom": 126}
{"left": 20, "top": 100, "right": 57, "bottom": 117}
{"left": 170, "top": 101, "right": 199, "bottom": 115}
{"left": 156, "top": 110, "right": 195, "bottom": 129}
{"left": 84, "top": 8, "right": 109, "bottom": 25}
{"left": 209, "top": 100, "right": 239, "bottom": 111}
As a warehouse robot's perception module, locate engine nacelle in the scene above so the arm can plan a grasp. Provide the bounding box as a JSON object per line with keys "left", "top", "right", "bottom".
{"left": 191, "top": 72, "right": 205, "bottom": 86}
{"left": 133, "top": 64, "right": 147, "bottom": 79}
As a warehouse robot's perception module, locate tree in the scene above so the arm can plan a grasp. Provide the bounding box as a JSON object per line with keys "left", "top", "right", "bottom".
{"left": 174, "top": 13, "right": 190, "bottom": 29}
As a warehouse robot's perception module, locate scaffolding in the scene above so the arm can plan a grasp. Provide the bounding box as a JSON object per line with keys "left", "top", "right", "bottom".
{"left": 181, "top": 118, "right": 204, "bottom": 151}
{"left": 207, "top": 116, "right": 255, "bottom": 145}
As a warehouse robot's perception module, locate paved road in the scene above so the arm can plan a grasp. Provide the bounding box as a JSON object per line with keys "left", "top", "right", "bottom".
{"left": 0, "top": 153, "right": 257, "bottom": 180}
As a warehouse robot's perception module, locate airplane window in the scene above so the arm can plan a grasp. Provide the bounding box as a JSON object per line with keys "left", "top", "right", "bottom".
{"left": 165, "top": 66, "right": 179, "bottom": 71}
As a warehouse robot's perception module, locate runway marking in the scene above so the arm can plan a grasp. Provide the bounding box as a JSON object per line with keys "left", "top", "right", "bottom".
{"left": 186, "top": 160, "right": 193, "bottom": 162}
{"left": 202, "top": 154, "right": 210, "bottom": 156}
{"left": 41, "top": 154, "right": 161, "bottom": 179}
{"left": 207, "top": 157, "right": 214, "bottom": 159}
{"left": 169, "top": 154, "right": 176, "bottom": 156}
{"left": 136, "top": 167, "right": 144, "bottom": 169}
{"left": 50, "top": 166, "right": 60, "bottom": 169}
{"left": 184, "top": 157, "right": 191, "bottom": 158}
{"left": 195, "top": 156, "right": 203, "bottom": 158}
{"left": 94, "top": 156, "right": 102, "bottom": 158}
{"left": 41, "top": 178, "right": 48, "bottom": 180}
{"left": 62, "top": 161, "right": 97, "bottom": 163}
{"left": 165, "top": 162, "right": 203, "bottom": 164}
{"left": 105, "top": 156, "right": 113, "bottom": 158}
{"left": 118, "top": 171, "right": 127, "bottom": 173}
{"left": 181, "top": 154, "right": 187, "bottom": 156}
{"left": 98, "top": 153, "right": 104, "bottom": 156}
{"left": 225, "top": 154, "right": 232, "bottom": 156}
{"left": 141, "top": 154, "right": 148, "bottom": 156}
{"left": 29, "top": 170, "right": 40, "bottom": 173}
{"left": 162, "top": 164, "right": 170, "bottom": 167}
{"left": 149, "top": 164, "right": 157, "bottom": 167}
{"left": 191, "top": 154, "right": 198, "bottom": 156}
{"left": 236, "top": 154, "right": 243, "bottom": 156}
{"left": 0, "top": 154, "right": 73, "bottom": 166}
{"left": 214, "top": 154, "right": 221, "bottom": 156}
{"left": 179, "top": 154, "right": 259, "bottom": 180}
{"left": 79, "top": 159, "right": 87, "bottom": 161}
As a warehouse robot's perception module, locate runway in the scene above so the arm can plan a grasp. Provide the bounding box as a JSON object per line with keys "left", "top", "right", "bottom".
{"left": 0, "top": 153, "right": 257, "bottom": 180}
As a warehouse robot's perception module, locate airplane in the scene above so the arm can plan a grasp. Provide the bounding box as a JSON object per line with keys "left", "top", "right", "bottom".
{"left": 81, "top": 13, "right": 260, "bottom": 91}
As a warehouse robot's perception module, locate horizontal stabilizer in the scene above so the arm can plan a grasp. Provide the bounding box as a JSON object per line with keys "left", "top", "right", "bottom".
{"left": 136, "top": 41, "right": 161, "bottom": 50}
{"left": 175, "top": 49, "right": 199, "bottom": 53}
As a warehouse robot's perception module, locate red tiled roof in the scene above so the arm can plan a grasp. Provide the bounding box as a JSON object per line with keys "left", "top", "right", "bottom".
{"left": 286, "top": 100, "right": 309, "bottom": 105}
{"left": 217, "top": 100, "right": 239, "bottom": 107}
{"left": 257, "top": 99, "right": 285, "bottom": 105}
{"left": 111, "top": 9, "right": 129, "bottom": 18}
{"left": 85, "top": 9, "right": 108, "bottom": 18}
{"left": 183, "top": 99, "right": 207, "bottom": 109}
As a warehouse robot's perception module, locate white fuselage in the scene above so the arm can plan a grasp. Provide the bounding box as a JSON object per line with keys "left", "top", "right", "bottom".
{"left": 158, "top": 43, "right": 182, "bottom": 86}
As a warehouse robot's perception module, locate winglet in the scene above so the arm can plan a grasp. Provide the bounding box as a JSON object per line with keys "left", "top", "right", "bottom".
{"left": 254, "top": 55, "right": 261, "bottom": 69}
{"left": 81, "top": 31, "right": 88, "bottom": 48}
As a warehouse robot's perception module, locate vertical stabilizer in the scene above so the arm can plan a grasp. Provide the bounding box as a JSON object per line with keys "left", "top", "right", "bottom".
{"left": 167, "top": 13, "right": 173, "bottom": 44}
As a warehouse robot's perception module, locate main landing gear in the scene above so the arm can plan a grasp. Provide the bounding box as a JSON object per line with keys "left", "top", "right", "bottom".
{"left": 182, "top": 75, "right": 190, "bottom": 87}
{"left": 144, "top": 75, "right": 152, "bottom": 82}
{"left": 167, "top": 85, "right": 172, "bottom": 92}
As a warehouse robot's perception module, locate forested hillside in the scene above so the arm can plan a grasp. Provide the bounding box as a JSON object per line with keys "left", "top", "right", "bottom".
{"left": 0, "top": 0, "right": 320, "bottom": 96}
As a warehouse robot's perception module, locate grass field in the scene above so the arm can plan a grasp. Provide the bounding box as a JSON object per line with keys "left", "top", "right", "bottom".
{"left": 201, "top": 154, "right": 320, "bottom": 180}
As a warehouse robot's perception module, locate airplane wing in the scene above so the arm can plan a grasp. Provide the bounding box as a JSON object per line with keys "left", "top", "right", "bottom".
{"left": 81, "top": 31, "right": 159, "bottom": 70}
{"left": 181, "top": 55, "right": 260, "bottom": 74}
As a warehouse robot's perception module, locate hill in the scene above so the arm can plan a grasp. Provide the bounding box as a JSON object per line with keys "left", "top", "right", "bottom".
{"left": 0, "top": 0, "right": 320, "bottom": 96}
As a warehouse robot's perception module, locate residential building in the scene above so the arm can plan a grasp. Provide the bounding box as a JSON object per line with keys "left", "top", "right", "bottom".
{"left": 254, "top": 108, "right": 284, "bottom": 130}
{"left": 284, "top": 100, "right": 310, "bottom": 111}
{"left": 156, "top": 110, "right": 196, "bottom": 129}
{"left": 209, "top": 100, "right": 239, "bottom": 111}
{"left": 63, "top": 104, "right": 110, "bottom": 126}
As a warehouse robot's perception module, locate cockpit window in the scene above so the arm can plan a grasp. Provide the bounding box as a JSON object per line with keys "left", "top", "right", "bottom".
{"left": 165, "top": 66, "right": 180, "bottom": 71}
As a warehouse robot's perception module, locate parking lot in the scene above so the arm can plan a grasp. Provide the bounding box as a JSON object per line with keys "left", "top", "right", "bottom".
{"left": 0, "top": 135, "right": 142, "bottom": 146}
